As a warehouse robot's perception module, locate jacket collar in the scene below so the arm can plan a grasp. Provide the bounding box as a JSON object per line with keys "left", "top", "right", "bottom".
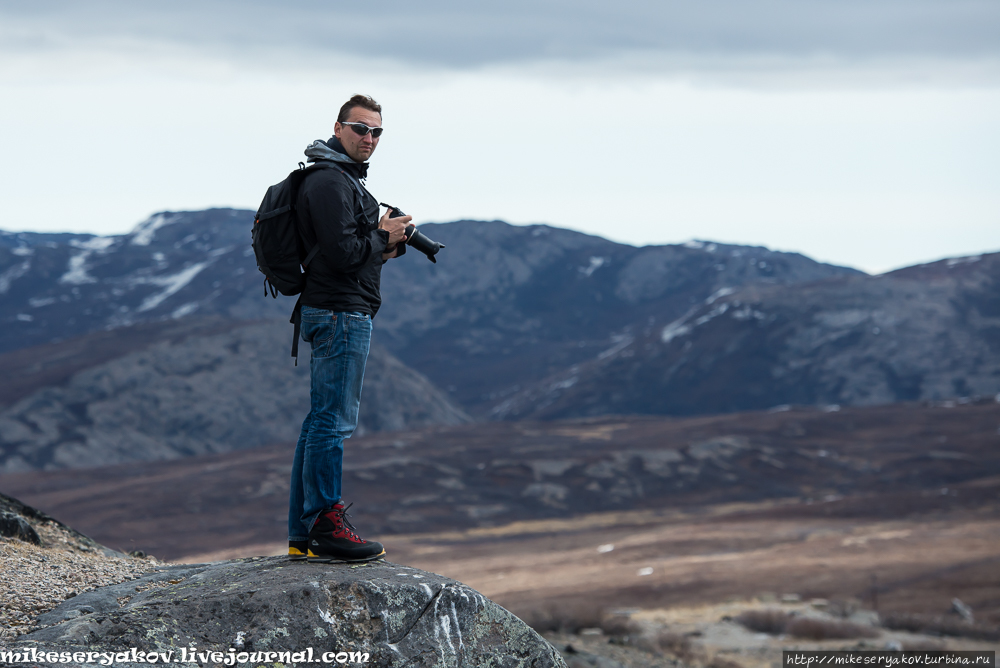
{"left": 303, "top": 137, "right": 369, "bottom": 180}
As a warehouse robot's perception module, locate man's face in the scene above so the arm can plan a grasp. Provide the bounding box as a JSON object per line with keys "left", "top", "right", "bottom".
{"left": 334, "top": 107, "right": 382, "bottom": 162}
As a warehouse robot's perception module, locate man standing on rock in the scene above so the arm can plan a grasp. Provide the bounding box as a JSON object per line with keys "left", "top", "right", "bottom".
{"left": 287, "top": 94, "right": 410, "bottom": 563}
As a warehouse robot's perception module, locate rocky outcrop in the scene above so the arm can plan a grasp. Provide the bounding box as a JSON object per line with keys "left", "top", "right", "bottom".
{"left": 0, "top": 510, "right": 40, "bottom": 544}
{"left": 0, "top": 320, "right": 469, "bottom": 472}
{"left": 0, "top": 492, "right": 109, "bottom": 554}
{"left": 14, "top": 556, "right": 566, "bottom": 667}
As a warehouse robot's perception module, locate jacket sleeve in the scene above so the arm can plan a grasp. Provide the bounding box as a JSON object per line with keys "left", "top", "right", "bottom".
{"left": 304, "top": 175, "right": 388, "bottom": 274}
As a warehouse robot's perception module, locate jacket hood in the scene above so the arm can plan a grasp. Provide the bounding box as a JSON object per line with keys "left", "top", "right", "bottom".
{"left": 304, "top": 137, "right": 369, "bottom": 179}
{"left": 304, "top": 139, "right": 356, "bottom": 164}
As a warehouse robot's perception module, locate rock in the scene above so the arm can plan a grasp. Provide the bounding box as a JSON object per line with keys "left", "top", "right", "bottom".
{"left": 16, "top": 556, "right": 567, "bottom": 667}
{"left": 951, "top": 598, "right": 974, "bottom": 622}
{"left": 0, "top": 509, "right": 40, "bottom": 544}
{"left": 0, "top": 492, "right": 116, "bottom": 555}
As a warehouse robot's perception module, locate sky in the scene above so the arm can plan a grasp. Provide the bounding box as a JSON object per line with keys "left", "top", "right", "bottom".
{"left": 2, "top": 1, "right": 999, "bottom": 274}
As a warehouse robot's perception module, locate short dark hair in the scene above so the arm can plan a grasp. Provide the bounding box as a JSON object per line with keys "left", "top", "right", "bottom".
{"left": 337, "top": 95, "right": 382, "bottom": 123}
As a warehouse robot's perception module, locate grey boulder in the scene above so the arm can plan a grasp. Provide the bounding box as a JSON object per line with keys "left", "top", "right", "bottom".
{"left": 16, "top": 556, "right": 565, "bottom": 668}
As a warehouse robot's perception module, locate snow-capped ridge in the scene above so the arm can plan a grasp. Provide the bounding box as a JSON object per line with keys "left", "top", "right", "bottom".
{"left": 130, "top": 213, "right": 181, "bottom": 246}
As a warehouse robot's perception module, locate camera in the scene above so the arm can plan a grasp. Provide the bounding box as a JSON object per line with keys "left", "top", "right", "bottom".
{"left": 381, "top": 203, "right": 445, "bottom": 263}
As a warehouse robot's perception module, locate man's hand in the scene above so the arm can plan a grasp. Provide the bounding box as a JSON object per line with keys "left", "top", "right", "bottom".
{"left": 382, "top": 244, "right": 401, "bottom": 262}
{"left": 379, "top": 208, "right": 411, "bottom": 246}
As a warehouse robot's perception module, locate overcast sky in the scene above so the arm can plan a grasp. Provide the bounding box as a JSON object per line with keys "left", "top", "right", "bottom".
{"left": 2, "top": 1, "right": 999, "bottom": 273}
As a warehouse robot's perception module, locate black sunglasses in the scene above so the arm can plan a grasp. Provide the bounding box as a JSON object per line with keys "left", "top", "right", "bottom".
{"left": 342, "top": 122, "right": 383, "bottom": 138}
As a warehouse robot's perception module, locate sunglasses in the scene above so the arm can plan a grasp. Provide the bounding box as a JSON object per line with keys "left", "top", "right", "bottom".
{"left": 341, "top": 122, "right": 383, "bottom": 138}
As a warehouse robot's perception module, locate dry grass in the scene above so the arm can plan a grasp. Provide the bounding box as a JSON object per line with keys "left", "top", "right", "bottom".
{"left": 785, "top": 617, "right": 880, "bottom": 640}
{"left": 899, "top": 640, "right": 946, "bottom": 651}
{"left": 519, "top": 602, "right": 640, "bottom": 637}
{"left": 734, "top": 609, "right": 792, "bottom": 634}
{"left": 707, "top": 658, "right": 745, "bottom": 668}
{"left": 656, "top": 631, "right": 695, "bottom": 660}
{"left": 734, "top": 609, "right": 878, "bottom": 640}
{"left": 384, "top": 511, "right": 1000, "bottom": 632}
{"left": 881, "top": 612, "right": 1000, "bottom": 641}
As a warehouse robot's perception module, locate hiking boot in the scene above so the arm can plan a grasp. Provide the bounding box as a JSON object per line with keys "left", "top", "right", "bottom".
{"left": 307, "top": 502, "right": 385, "bottom": 563}
{"left": 288, "top": 540, "right": 308, "bottom": 560}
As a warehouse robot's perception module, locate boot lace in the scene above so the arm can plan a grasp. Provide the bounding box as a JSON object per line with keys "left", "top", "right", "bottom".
{"left": 332, "top": 502, "right": 364, "bottom": 543}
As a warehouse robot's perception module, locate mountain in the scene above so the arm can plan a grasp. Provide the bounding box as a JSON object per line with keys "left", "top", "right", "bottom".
{"left": 0, "top": 210, "right": 291, "bottom": 355}
{"left": 372, "top": 222, "right": 863, "bottom": 415}
{"left": 492, "top": 252, "right": 1000, "bottom": 419}
{"left": 0, "top": 317, "right": 469, "bottom": 472}
{"left": 0, "top": 210, "right": 859, "bottom": 422}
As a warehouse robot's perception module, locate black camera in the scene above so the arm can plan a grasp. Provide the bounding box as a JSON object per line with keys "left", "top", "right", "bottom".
{"left": 381, "top": 203, "right": 445, "bottom": 263}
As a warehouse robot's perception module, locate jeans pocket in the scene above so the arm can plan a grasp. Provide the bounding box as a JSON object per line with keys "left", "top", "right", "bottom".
{"left": 302, "top": 315, "right": 338, "bottom": 356}
{"left": 301, "top": 306, "right": 333, "bottom": 322}
{"left": 344, "top": 312, "right": 372, "bottom": 335}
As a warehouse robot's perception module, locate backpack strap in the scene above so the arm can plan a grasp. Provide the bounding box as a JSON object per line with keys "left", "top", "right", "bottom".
{"left": 290, "top": 297, "right": 304, "bottom": 365}
{"left": 288, "top": 162, "right": 371, "bottom": 365}
{"left": 287, "top": 164, "right": 335, "bottom": 364}
{"left": 333, "top": 168, "right": 376, "bottom": 226}
{"left": 290, "top": 237, "right": 322, "bottom": 365}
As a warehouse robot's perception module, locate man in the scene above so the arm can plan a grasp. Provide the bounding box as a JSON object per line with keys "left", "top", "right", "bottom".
{"left": 287, "top": 94, "right": 410, "bottom": 563}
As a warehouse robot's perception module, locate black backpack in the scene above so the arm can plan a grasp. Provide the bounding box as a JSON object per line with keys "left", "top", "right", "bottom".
{"left": 251, "top": 162, "right": 328, "bottom": 298}
{"left": 251, "top": 161, "right": 368, "bottom": 362}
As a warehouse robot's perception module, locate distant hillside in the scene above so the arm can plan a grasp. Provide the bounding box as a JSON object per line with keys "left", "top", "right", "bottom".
{"left": 3, "top": 400, "right": 997, "bottom": 560}
{"left": 0, "top": 318, "right": 468, "bottom": 472}
{"left": 8, "top": 209, "right": 998, "bottom": 470}
{"left": 492, "top": 252, "right": 1000, "bottom": 419}
{"left": 0, "top": 210, "right": 275, "bottom": 354}
{"left": 373, "top": 223, "right": 863, "bottom": 415}
{"left": 0, "top": 211, "right": 860, "bottom": 448}
{"left": 0, "top": 212, "right": 860, "bottom": 361}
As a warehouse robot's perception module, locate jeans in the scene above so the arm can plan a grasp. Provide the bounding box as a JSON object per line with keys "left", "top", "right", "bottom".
{"left": 288, "top": 307, "right": 372, "bottom": 541}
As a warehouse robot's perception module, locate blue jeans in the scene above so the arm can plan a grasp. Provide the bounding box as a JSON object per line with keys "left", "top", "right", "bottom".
{"left": 288, "top": 307, "right": 372, "bottom": 541}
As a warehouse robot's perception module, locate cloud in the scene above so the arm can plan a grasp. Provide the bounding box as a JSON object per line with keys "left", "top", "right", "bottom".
{"left": 3, "top": 0, "right": 999, "bottom": 73}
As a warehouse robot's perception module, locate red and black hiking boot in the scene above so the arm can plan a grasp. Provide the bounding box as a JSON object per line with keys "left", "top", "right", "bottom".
{"left": 288, "top": 540, "right": 308, "bottom": 560}
{"left": 307, "top": 502, "right": 385, "bottom": 563}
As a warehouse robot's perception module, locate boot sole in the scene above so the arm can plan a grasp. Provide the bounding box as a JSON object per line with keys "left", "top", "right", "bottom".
{"left": 307, "top": 549, "right": 386, "bottom": 564}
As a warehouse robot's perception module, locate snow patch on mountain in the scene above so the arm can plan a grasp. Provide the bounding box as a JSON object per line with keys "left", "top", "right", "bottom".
{"left": 0, "top": 260, "right": 31, "bottom": 294}
{"left": 131, "top": 213, "right": 180, "bottom": 246}
{"left": 60, "top": 238, "right": 118, "bottom": 285}
{"left": 60, "top": 253, "right": 97, "bottom": 285}
{"left": 661, "top": 317, "right": 692, "bottom": 344}
{"left": 70, "top": 237, "right": 116, "bottom": 252}
{"left": 137, "top": 262, "right": 209, "bottom": 312}
{"left": 706, "top": 287, "right": 734, "bottom": 304}
{"left": 580, "top": 257, "right": 607, "bottom": 277}
{"left": 171, "top": 302, "right": 200, "bottom": 319}
{"left": 694, "top": 303, "right": 729, "bottom": 326}
{"left": 597, "top": 334, "right": 634, "bottom": 360}
{"left": 684, "top": 240, "right": 718, "bottom": 252}
{"left": 947, "top": 255, "right": 982, "bottom": 268}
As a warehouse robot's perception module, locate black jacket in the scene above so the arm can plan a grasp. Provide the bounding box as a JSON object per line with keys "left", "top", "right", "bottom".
{"left": 295, "top": 139, "right": 390, "bottom": 317}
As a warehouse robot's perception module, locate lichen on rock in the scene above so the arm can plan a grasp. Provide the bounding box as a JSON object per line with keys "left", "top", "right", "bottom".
{"left": 14, "top": 556, "right": 566, "bottom": 667}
